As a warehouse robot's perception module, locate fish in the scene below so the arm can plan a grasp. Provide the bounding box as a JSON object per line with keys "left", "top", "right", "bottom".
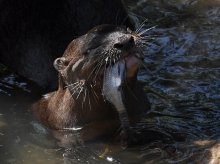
{"left": 102, "top": 61, "right": 129, "bottom": 130}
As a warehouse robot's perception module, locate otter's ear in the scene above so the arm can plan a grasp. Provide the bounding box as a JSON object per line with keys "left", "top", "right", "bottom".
{"left": 53, "top": 57, "right": 69, "bottom": 72}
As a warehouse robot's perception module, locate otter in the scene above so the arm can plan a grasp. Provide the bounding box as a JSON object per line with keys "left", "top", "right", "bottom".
{"left": 33, "top": 24, "right": 150, "bottom": 143}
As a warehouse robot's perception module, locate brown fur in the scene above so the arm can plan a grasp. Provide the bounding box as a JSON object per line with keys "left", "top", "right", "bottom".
{"left": 33, "top": 25, "right": 150, "bottom": 142}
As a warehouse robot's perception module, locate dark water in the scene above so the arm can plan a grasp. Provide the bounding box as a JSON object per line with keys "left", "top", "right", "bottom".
{"left": 1, "top": 0, "right": 220, "bottom": 163}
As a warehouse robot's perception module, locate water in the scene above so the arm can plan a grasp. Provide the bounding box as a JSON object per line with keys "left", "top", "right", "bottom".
{"left": 1, "top": 0, "right": 220, "bottom": 163}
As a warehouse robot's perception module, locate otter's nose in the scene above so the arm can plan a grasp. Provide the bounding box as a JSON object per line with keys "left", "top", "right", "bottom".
{"left": 114, "top": 36, "right": 135, "bottom": 50}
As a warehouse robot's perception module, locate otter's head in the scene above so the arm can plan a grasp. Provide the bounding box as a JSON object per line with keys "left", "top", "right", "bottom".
{"left": 54, "top": 24, "right": 146, "bottom": 98}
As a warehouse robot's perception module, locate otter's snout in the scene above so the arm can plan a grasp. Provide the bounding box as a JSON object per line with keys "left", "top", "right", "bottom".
{"left": 114, "top": 35, "right": 135, "bottom": 50}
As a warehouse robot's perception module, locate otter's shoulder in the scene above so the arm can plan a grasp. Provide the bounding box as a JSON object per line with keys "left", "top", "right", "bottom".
{"left": 32, "top": 92, "right": 55, "bottom": 127}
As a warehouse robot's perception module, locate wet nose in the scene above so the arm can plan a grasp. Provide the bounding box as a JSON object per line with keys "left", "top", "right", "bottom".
{"left": 114, "top": 35, "right": 135, "bottom": 50}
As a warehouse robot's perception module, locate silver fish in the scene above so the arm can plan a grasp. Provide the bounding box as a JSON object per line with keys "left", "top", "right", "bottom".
{"left": 102, "top": 61, "right": 129, "bottom": 129}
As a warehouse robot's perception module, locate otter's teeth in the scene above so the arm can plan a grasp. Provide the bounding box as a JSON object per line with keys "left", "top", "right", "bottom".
{"left": 105, "top": 57, "right": 109, "bottom": 63}
{"left": 134, "top": 53, "right": 140, "bottom": 58}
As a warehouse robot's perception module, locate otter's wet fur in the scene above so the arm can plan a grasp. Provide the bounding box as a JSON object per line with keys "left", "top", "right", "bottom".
{"left": 33, "top": 24, "right": 151, "bottom": 143}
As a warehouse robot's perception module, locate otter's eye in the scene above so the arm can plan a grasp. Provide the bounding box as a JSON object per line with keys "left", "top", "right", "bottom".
{"left": 86, "top": 49, "right": 91, "bottom": 54}
{"left": 85, "top": 44, "right": 101, "bottom": 55}
{"left": 127, "top": 27, "right": 132, "bottom": 33}
{"left": 83, "top": 49, "right": 91, "bottom": 55}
